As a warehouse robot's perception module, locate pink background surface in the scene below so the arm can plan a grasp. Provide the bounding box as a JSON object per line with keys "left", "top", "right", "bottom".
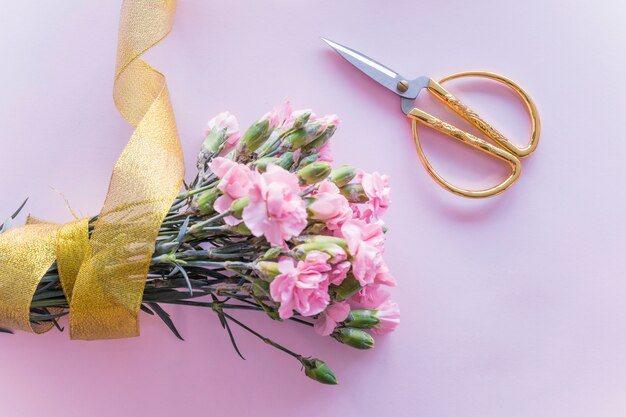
{"left": 1, "top": 1, "right": 625, "bottom": 416}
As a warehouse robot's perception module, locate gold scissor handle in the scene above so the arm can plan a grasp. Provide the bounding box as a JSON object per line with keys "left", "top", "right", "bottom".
{"left": 407, "top": 71, "right": 541, "bottom": 198}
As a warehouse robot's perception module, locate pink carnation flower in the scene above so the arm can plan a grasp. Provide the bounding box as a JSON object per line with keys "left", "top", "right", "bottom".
{"left": 314, "top": 302, "right": 350, "bottom": 336}
{"left": 372, "top": 299, "right": 400, "bottom": 334}
{"left": 361, "top": 171, "right": 391, "bottom": 215}
{"left": 259, "top": 101, "right": 292, "bottom": 130}
{"left": 328, "top": 260, "right": 350, "bottom": 285}
{"left": 282, "top": 110, "right": 340, "bottom": 131}
{"left": 339, "top": 219, "right": 386, "bottom": 286}
{"left": 374, "top": 261, "right": 397, "bottom": 286}
{"left": 242, "top": 164, "right": 308, "bottom": 246}
{"left": 206, "top": 112, "right": 240, "bottom": 152}
{"left": 348, "top": 284, "right": 390, "bottom": 309}
{"left": 269, "top": 251, "right": 332, "bottom": 319}
{"left": 208, "top": 157, "right": 255, "bottom": 225}
{"left": 317, "top": 114, "right": 341, "bottom": 130}
{"left": 350, "top": 203, "right": 374, "bottom": 224}
{"left": 317, "top": 142, "right": 333, "bottom": 163}
{"left": 283, "top": 109, "right": 314, "bottom": 130}
{"left": 308, "top": 181, "right": 352, "bottom": 231}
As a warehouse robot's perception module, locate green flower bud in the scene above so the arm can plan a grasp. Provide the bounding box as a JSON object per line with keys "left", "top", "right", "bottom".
{"left": 304, "top": 235, "right": 349, "bottom": 251}
{"left": 260, "top": 246, "right": 283, "bottom": 261}
{"left": 303, "top": 125, "right": 335, "bottom": 153}
{"left": 252, "top": 156, "right": 280, "bottom": 172}
{"left": 230, "top": 222, "right": 251, "bottom": 235}
{"left": 301, "top": 357, "right": 338, "bottom": 385}
{"left": 298, "top": 154, "right": 319, "bottom": 167}
{"left": 255, "top": 130, "right": 282, "bottom": 157}
{"left": 343, "top": 309, "right": 380, "bottom": 329}
{"left": 276, "top": 152, "right": 295, "bottom": 170}
{"left": 194, "top": 188, "right": 218, "bottom": 214}
{"left": 297, "top": 161, "right": 332, "bottom": 185}
{"left": 304, "top": 221, "right": 326, "bottom": 235}
{"left": 153, "top": 241, "right": 180, "bottom": 255}
{"left": 282, "top": 123, "right": 325, "bottom": 151}
{"left": 331, "top": 274, "right": 361, "bottom": 301}
{"left": 339, "top": 184, "right": 369, "bottom": 203}
{"left": 293, "top": 241, "right": 346, "bottom": 262}
{"left": 231, "top": 196, "right": 250, "bottom": 219}
{"left": 329, "top": 165, "right": 357, "bottom": 188}
{"left": 292, "top": 111, "right": 312, "bottom": 129}
{"left": 255, "top": 261, "right": 280, "bottom": 280}
{"left": 201, "top": 128, "right": 227, "bottom": 154}
{"left": 281, "top": 129, "right": 306, "bottom": 150}
{"left": 332, "top": 327, "right": 374, "bottom": 350}
{"left": 240, "top": 119, "right": 271, "bottom": 152}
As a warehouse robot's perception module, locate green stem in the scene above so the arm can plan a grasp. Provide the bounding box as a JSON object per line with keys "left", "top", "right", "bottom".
{"left": 177, "top": 183, "right": 214, "bottom": 199}
{"left": 221, "top": 311, "right": 302, "bottom": 360}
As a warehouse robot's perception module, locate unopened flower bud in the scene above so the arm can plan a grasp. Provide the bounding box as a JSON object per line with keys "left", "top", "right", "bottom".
{"left": 276, "top": 152, "right": 295, "bottom": 170}
{"left": 200, "top": 129, "right": 227, "bottom": 155}
{"left": 198, "top": 113, "right": 240, "bottom": 173}
{"left": 293, "top": 241, "right": 346, "bottom": 262}
{"left": 298, "top": 154, "right": 319, "bottom": 167}
{"left": 339, "top": 184, "right": 369, "bottom": 203}
{"left": 329, "top": 165, "right": 357, "bottom": 188}
{"left": 282, "top": 123, "right": 326, "bottom": 151}
{"left": 255, "top": 261, "right": 280, "bottom": 280}
{"left": 252, "top": 156, "right": 280, "bottom": 171}
{"left": 260, "top": 246, "right": 283, "bottom": 261}
{"left": 230, "top": 222, "right": 251, "bottom": 235}
{"left": 255, "top": 130, "right": 282, "bottom": 157}
{"left": 292, "top": 111, "right": 312, "bottom": 129}
{"left": 297, "top": 161, "right": 331, "bottom": 185}
{"left": 281, "top": 129, "right": 306, "bottom": 150}
{"left": 301, "top": 357, "right": 338, "bottom": 385}
{"left": 305, "top": 222, "right": 326, "bottom": 234}
{"left": 201, "top": 112, "right": 240, "bottom": 153}
{"left": 240, "top": 119, "right": 271, "bottom": 152}
{"left": 230, "top": 196, "right": 250, "bottom": 219}
{"left": 303, "top": 124, "right": 336, "bottom": 153}
{"left": 153, "top": 241, "right": 179, "bottom": 256}
{"left": 343, "top": 309, "right": 380, "bottom": 329}
{"left": 332, "top": 327, "right": 374, "bottom": 350}
{"left": 305, "top": 235, "right": 348, "bottom": 251}
{"left": 194, "top": 188, "right": 218, "bottom": 214}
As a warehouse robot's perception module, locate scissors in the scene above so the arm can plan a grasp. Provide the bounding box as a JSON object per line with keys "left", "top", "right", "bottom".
{"left": 322, "top": 38, "right": 541, "bottom": 198}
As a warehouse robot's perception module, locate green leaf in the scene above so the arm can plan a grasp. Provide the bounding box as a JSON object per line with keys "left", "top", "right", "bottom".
{"left": 222, "top": 316, "right": 246, "bottom": 360}
{"left": 171, "top": 264, "right": 193, "bottom": 296}
{"left": 0, "top": 198, "right": 28, "bottom": 233}
{"left": 147, "top": 302, "right": 184, "bottom": 341}
{"left": 175, "top": 217, "right": 191, "bottom": 248}
{"left": 331, "top": 274, "right": 361, "bottom": 301}
{"left": 140, "top": 304, "right": 155, "bottom": 315}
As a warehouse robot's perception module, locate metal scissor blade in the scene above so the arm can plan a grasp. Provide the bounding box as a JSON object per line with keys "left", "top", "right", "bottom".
{"left": 322, "top": 38, "right": 416, "bottom": 99}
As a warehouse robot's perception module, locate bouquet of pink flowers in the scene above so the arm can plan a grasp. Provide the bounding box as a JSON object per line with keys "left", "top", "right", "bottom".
{"left": 8, "top": 103, "right": 399, "bottom": 384}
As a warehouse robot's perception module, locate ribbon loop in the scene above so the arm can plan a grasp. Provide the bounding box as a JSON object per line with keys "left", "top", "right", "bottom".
{"left": 0, "top": 0, "right": 183, "bottom": 340}
{"left": 0, "top": 223, "right": 59, "bottom": 333}
{"left": 69, "top": 0, "right": 183, "bottom": 340}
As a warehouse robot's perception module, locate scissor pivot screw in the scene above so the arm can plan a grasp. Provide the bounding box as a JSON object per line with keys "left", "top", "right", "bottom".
{"left": 396, "top": 80, "right": 409, "bottom": 93}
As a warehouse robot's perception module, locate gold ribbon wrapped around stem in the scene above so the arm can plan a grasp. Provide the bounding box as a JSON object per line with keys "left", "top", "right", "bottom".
{"left": 0, "top": 0, "right": 183, "bottom": 340}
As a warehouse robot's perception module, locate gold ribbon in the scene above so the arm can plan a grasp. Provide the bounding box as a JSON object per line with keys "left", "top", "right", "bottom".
{"left": 0, "top": 223, "right": 60, "bottom": 334}
{"left": 0, "top": 0, "right": 183, "bottom": 340}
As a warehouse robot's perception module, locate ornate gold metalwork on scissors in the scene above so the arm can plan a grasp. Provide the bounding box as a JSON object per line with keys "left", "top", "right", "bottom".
{"left": 323, "top": 38, "right": 541, "bottom": 198}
